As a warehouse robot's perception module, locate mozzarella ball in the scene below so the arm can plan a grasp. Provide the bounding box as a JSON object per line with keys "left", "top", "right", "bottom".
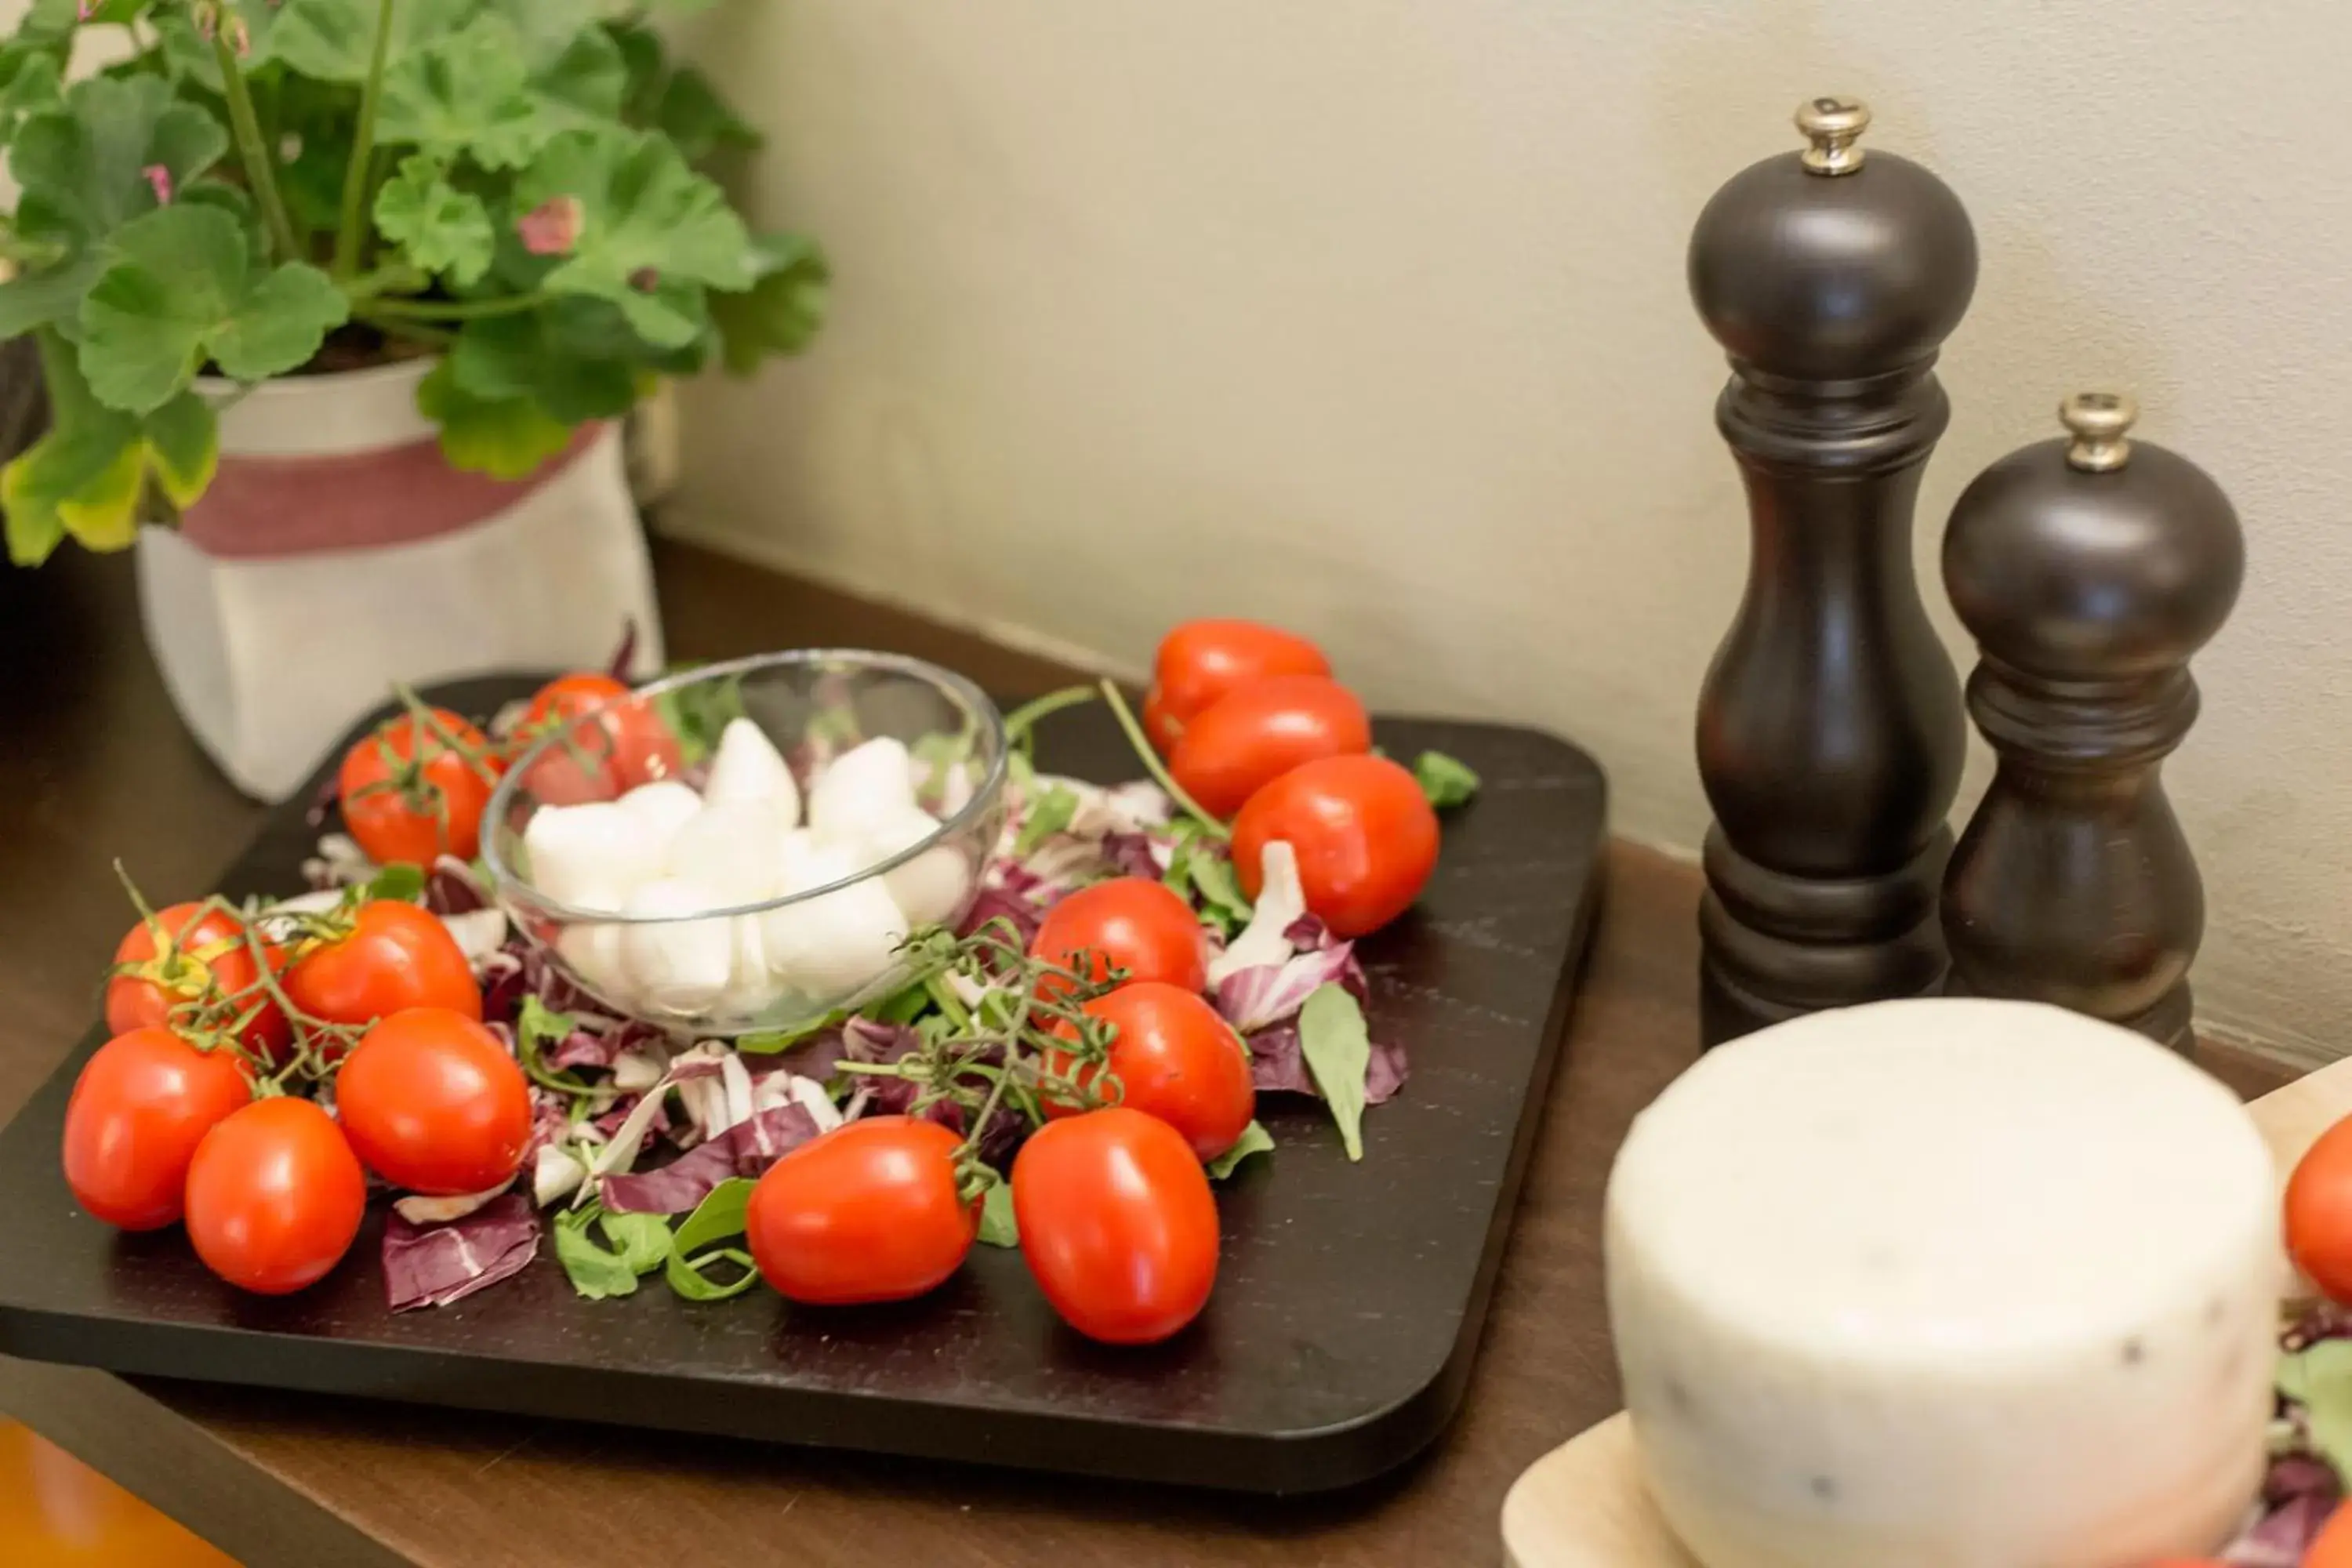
{"left": 616, "top": 780, "right": 704, "bottom": 859}
{"left": 665, "top": 800, "right": 789, "bottom": 907}
{"left": 703, "top": 717, "right": 800, "bottom": 829}
{"left": 862, "top": 806, "right": 971, "bottom": 928}
{"left": 523, "top": 801, "right": 662, "bottom": 910}
{"left": 618, "top": 878, "right": 735, "bottom": 1014}
{"left": 808, "top": 737, "right": 916, "bottom": 845}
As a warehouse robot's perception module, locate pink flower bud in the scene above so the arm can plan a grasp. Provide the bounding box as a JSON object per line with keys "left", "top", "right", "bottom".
{"left": 228, "top": 15, "right": 250, "bottom": 56}
{"left": 193, "top": 2, "right": 217, "bottom": 42}
{"left": 142, "top": 164, "right": 172, "bottom": 205}
{"left": 517, "top": 196, "right": 582, "bottom": 258}
{"left": 76, "top": 0, "right": 95, "bottom": 20}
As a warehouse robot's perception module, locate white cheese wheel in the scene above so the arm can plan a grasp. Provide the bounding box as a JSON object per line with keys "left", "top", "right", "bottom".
{"left": 1605, "top": 998, "right": 2280, "bottom": 1568}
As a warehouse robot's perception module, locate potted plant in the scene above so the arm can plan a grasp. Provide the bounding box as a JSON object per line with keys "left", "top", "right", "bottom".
{"left": 0, "top": 0, "right": 826, "bottom": 800}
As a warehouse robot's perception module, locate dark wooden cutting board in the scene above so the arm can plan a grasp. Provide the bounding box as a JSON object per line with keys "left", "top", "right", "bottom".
{"left": 0, "top": 675, "right": 1606, "bottom": 1494}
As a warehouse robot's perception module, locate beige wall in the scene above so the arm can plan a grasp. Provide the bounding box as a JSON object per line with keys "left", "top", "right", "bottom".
{"left": 659, "top": 2, "right": 2352, "bottom": 1056}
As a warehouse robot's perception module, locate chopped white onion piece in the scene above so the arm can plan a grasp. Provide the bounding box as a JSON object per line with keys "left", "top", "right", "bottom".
{"left": 390, "top": 1184, "right": 510, "bottom": 1225}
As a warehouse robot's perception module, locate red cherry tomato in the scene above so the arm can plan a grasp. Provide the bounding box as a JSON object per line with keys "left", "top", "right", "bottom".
{"left": 746, "top": 1116, "right": 976, "bottom": 1305}
{"left": 183, "top": 1097, "right": 367, "bottom": 1295}
{"left": 1168, "top": 674, "right": 1371, "bottom": 820}
{"left": 514, "top": 673, "right": 682, "bottom": 804}
{"left": 2286, "top": 1114, "right": 2352, "bottom": 1304}
{"left": 338, "top": 707, "right": 503, "bottom": 866}
{"left": 1012, "top": 1107, "right": 1218, "bottom": 1344}
{"left": 105, "top": 902, "right": 289, "bottom": 1061}
{"left": 1232, "top": 753, "right": 1439, "bottom": 938}
{"left": 2308, "top": 1508, "right": 2352, "bottom": 1568}
{"left": 60, "top": 1027, "right": 252, "bottom": 1231}
{"left": 281, "top": 901, "right": 482, "bottom": 1033}
{"left": 1047, "top": 982, "right": 1255, "bottom": 1161}
{"left": 1030, "top": 877, "right": 1207, "bottom": 996}
{"left": 1146, "top": 620, "right": 1330, "bottom": 754}
{"left": 336, "top": 1007, "right": 532, "bottom": 1196}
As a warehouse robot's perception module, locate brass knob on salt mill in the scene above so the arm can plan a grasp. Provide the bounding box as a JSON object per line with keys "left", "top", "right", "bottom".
{"left": 1940, "top": 392, "right": 2245, "bottom": 1051}
{"left": 1688, "top": 97, "right": 1977, "bottom": 1044}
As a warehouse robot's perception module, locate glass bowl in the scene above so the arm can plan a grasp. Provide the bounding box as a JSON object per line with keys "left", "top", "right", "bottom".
{"left": 481, "top": 649, "right": 1009, "bottom": 1037}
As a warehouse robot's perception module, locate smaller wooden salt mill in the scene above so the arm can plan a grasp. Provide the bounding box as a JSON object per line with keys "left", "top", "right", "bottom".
{"left": 1941, "top": 393, "right": 2245, "bottom": 1051}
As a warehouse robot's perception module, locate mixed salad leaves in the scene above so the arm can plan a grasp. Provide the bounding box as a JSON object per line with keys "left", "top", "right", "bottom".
{"left": 62, "top": 618, "right": 1483, "bottom": 1347}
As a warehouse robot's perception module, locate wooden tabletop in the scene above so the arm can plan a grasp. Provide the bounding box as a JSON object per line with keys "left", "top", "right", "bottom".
{"left": 0, "top": 539, "right": 2295, "bottom": 1567}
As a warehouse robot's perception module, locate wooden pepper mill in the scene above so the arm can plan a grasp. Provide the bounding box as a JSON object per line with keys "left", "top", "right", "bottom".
{"left": 1941, "top": 392, "right": 2245, "bottom": 1051}
{"left": 1688, "top": 99, "right": 1978, "bottom": 1045}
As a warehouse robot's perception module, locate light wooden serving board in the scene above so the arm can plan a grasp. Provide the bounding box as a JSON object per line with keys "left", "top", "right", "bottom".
{"left": 1500, "top": 1053, "right": 2352, "bottom": 1567}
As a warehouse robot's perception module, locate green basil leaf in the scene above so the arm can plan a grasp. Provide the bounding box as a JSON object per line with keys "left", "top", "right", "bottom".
{"left": 1413, "top": 750, "right": 1482, "bottom": 809}
{"left": 735, "top": 1008, "right": 844, "bottom": 1054}
{"left": 666, "top": 1246, "right": 760, "bottom": 1301}
{"left": 663, "top": 1177, "right": 759, "bottom": 1298}
{"left": 1205, "top": 1120, "right": 1274, "bottom": 1181}
{"left": 1298, "top": 984, "right": 1371, "bottom": 1162}
{"left": 552, "top": 1203, "right": 641, "bottom": 1299}
{"left": 363, "top": 861, "right": 428, "bottom": 903}
{"left": 869, "top": 985, "right": 933, "bottom": 1027}
{"left": 1014, "top": 784, "right": 1079, "bottom": 858}
{"left": 599, "top": 1210, "right": 674, "bottom": 1276}
{"left": 1185, "top": 848, "right": 1254, "bottom": 930}
{"left": 975, "top": 1180, "right": 1018, "bottom": 1248}
{"left": 517, "top": 993, "right": 575, "bottom": 1054}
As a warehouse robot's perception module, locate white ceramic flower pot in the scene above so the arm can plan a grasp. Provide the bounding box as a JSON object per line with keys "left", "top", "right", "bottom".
{"left": 136, "top": 356, "right": 666, "bottom": 802}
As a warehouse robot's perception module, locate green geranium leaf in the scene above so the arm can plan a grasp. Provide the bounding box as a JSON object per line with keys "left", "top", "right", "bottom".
{"left": 377, "top": 17, "right": 550, "bottom": 170}
{"left": 448, "top": 304, "right": 638, "bottom": 424}
{"left": 710, "top": 231, "right": 827, "bottom": 375}
{"left": 268, "top": 0, "right": 471, "bottom": 82}
{"left": 77, "top": 205, "right": 347, "bottom": 413}
{"left": 535, "top": 27, "right": 628, "bottom": 124}
{"left": 373, "top": 155, "right": 495, "bottom": 285}
{"left": 0, "top": 49, "right": 63, "bottom": 138}
{"left": 602, "top": 21, "right": 666, "bottom": 122}
{"left": 2, "top": 331, "right": 217, "bottom": 564}
{"left": 0, "top": 259, "right": 96, "bottom": 341}
{"left": 512, "top": 127, "right": 753, "bottom": 347}
{"left": 416, "top": 357, "right": 573, "bottom": 480}
{"left": 9, "top": 74, "right": 227, "bottom": 285}
{"left": 654, "top": 66, "right": 759, "bottom": 164}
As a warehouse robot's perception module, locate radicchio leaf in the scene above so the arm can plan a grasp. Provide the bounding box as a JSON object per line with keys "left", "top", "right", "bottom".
{"left": 1210, "top": 839, "right": 1305, "bottom": 984}
{"left": 600, "top": 1103, "right": 822, "bottom": 1214}
{"left": 423, "top": 855, "right": 491, "bottom": 914}
{"left": 1214, "top": 942, "right": 1363, "bottom": 1034}
{"left": 383, "top": 1195, "right": 539, "bottom": 1311}
{"left": 1248, "top": 1024, "right": 1407, "bottom": 1106}
{"left": 1099, "top": 831, "right": 1162, "bottom": 882}
{"left": 958, "top": 887, "right": 1044, "bottom": 946}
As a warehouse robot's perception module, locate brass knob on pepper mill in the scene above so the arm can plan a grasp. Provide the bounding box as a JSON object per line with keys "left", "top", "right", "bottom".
{"left": 1688, "top": 98, "right": 1977, "bottom": 1045}
{"left": 1940, "top": 392, "right": 2245, "bottom": 1051}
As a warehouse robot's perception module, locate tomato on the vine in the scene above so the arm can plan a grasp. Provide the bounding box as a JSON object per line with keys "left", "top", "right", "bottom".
{"left": 1047, "top": 982, "right": 1254, "bottom": 1161}
{"left": 2286, "top": 1114, "right": 2352, "bottom": 1304}
{"left": 1169, "top": 673, "right": 1371, "bottom": 820}
{"left": 1030, "top": 877, "right": 1207, "bottom": 996}
{"left": 336, "top": 1007, "right": 532, "bottom": 1196}
{"left": 1232, "top": 753, "right": 1439, "bottom": 938}
{"left": 1012, "top": 1107, "right": 1218, "bottom": 1344}
{"left": 746, "top": 1117, "right": 976, "bottom": 1305}
{"left": 60, "top": 1027, "right": 252, "bottom": 1231}
{"left": 2309, "top": 1508, "right": 2352, "bottom": 1568}
{"left": 514, "top": 673, "right": 682, "bottom": 804}
{"left": 281, "top": 901, "right": 482, "bottom": 1033}
{"left": 183, "top": 1097, "right": 366, "bottom": 1295}
{"left": 105, "top": 902, "right": 289, "bottom": 1060}
{"left": 1145, "top": 620, "right": 1330, "bottom": 755}
{"left": 338, "top": 707, "right": 503, "bottom": 866}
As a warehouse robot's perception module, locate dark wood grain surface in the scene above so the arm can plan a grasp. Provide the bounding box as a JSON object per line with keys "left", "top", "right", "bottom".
{"left": 0, "top": 539, "right": 2296, "bottom": 1567}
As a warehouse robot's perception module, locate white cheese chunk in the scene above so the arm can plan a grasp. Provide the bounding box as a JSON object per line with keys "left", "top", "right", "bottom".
{"left": 664, "top": 799, "right": 787, "bottom": 907}
{"left": 616, "top": 779, "right": 705, "bottom": 858}
{"left": 760, "top": 843, "right": 910, "bottom": 998}
{"left": 808, "top": 737, "right": 916, "bottom": 844}
{"left": 861, "top": 805, "right": 971, "bottom": 929}
{"left": 521, "top": 800, "right": 662, "bottom": 911}
{"left": 703, "top": 717, "right": 801, "bottom": 829}
{"left": 1605, "top": 998, "right": 2279, "bottom": 1568}
{"left": 617, "top": 877, "right": 734, "bottom": 1014}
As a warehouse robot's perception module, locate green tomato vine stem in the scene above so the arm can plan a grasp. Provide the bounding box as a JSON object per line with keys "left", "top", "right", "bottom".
{"left": 1096, "top": 679, "right": 1229, "bottom": 840}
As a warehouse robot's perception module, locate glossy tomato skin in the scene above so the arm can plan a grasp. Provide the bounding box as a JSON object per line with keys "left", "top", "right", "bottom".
{"left": 746, "top": 1117, "right": 976, "bottom": 1305}
{"left": 1049, "top": 982, "right": 1254, "bottom": 1160}
{"left": 1030, "top": 877, "right": 1207, "bottom": 996}
{"left": 1232, "top": 753, "right": 1439, "bottom": 938}
{"left": 1168, "top": 674, "right": 1371, "bottom": 820}
{"left": 2307, "top": 1507, "right": 2352, "bottom": 1568}
{"left": 281, "top": 902, "right": 482, "bottom": 1031}
{"left": 336, "top": 1007, "right": 532, "bottom": 1196}
{"left": 60, "top": 1028, "right": 252, "bottom": 1231}
{"left": 1013, "top": 1107, "right": 1218, "bottom": 1345}
{"left": 517, "top": 673, "right": 682, "bottom": 803}
{"left": 2286, "top": 1114, "right": 2352, "bottom": 1303}
{"left": 338, "top": 708, "right": 503, "bottom": 866}
{"left": 1148, "top": 620, "right": 1330, "bottom": 754}
{"left": 106, "top": 902, "right": 289, "bottom": 1060}
{"left": 183, "top": 1097, "right": 366, "bottom": 1295}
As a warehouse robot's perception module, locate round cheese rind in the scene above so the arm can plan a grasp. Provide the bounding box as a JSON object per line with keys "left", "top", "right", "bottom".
{"left": 1606, "top": 998, "right": 2280, "bottom": 1568}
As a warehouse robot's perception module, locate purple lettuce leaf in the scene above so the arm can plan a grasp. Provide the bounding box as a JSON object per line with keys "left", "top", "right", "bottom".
{"left": 2285, "top": 1301, "right": 2352, "bottom": 1352}
{"left": 423, "top": 855, "right": 490, "bottom": 915}
{"left": 1214, "top": 943, "right": 1365, "bottom": 1035}
{"left": 601, "top": 1104, "right": 823, "bottom": 1214}
{"left": 383, "top": 1195, "right": 539, "bottom": 1311}
{"left": 1099, "top": 831, "right": 1161, "bottom": 882}
{"left": 1248, "top": 1025, "right": 1407, "bottom": 1105}
{"left": 961, "top": 885, "right": 1047, "bottom": 946}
